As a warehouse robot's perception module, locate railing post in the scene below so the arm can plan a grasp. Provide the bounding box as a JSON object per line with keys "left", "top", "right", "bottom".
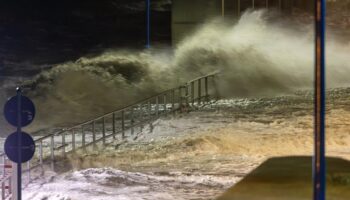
{"left": 130, "top": 108, "right": 134, "bottom": 135}
{"left": 112, "top": 113, "right": 116, "bottom": 139}
{"left": 50, "top": 135, "right": 55, "bottom": 170}
{"left": 172, "top": 89, "right": 175, "bottom": 112}
{"left": 163, "top": 94, "right": 167, "bottom": 114}
{"left": 139, "top": 104, "right": 144, "bottom": 121}
{"left": 139, "top": 104, "right": 144, "bottom": 132}
{"left": 8, "top": 176, "right": 11, "bottom": 195}
{"left": 27, "top": 161, "right": 30, "bottom": 183}
{"left": 212, "top": 75, "right": 220, "bottom": 101}
{"left": 191, "top": 81, "right": 195, "bottom": 106}
{"left": 62, "top": 131, "right": 66, "bottom": 157}
{"left": 39, "top": 140, "right": 43, "bottom": 175}
{"left": 1, "top": 181, "right": 4, "bottom": 199}
{"left": 198, "top": 79, "right": 202, "bottom": 105}
{"left": 82, "top": 126, "right": 85, "bottom": 149}
{"left": 185, "top": 84, "right": 189, "bottom": 108}
{"left": 205, "top": 77, "right": 209, "bottom": 102}
{"left": 39, "top": 141, "right": 43, "bottom": 165}
{"left": 156, "top": 96, "right": 159, "bottom": 117}
{"left": 121, "top": 110, "right": 125, "bottom": 138}
{"left": 148, "top": 100, "right": 151, "bottom": 119}
{"left": 179, "top": 87, "right": 183, "bottom": 107}
{"left": 2, "top": 155, "right": 5, "bottom": 175}
{"left": 72, "top": 129, "right": 75, "bottom": 151}
{"left": 92, "top": 121, "right": 96, "bottom": 148}
{"left": 102, "top": 117, "right": 106, "bottom": 145}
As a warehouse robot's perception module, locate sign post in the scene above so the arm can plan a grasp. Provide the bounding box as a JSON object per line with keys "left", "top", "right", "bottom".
{"left": 314, "top": 0, "right": 326, "bottom": 200}
{"left": 3, "top": 87, "right": 36, "bottom": 200}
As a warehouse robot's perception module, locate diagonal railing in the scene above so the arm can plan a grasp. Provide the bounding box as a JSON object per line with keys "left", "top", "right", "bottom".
{"left": 0, "top": 72, "right": 220, "bottom": 199}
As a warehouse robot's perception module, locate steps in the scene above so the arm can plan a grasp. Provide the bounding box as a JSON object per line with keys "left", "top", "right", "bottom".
{"left": 0, "top": 72, "right": 220, "bottom": 199}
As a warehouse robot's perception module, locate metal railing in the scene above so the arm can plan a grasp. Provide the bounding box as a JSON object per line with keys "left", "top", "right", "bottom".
{"left": 0, "top": 156, "right": 12, "bottom": 200}
{"left": 0, "top": 72, "right": 219, "bottom": 199}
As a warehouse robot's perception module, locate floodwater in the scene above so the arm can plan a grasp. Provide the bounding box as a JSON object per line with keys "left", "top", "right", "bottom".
{"left": 23, "top": 88, "right": 350, "bottom": 200}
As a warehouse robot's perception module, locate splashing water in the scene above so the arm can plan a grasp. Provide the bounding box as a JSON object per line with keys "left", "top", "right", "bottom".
{"left": 6, "top": 10, "right": 350, "bottom": 132}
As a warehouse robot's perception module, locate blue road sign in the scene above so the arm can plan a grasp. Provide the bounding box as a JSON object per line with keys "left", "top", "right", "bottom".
{"left": 4, "top": 95, "right": 35, "bottom": 127}
{"left": 4, "top": 131, "right": 35, "bottom": 163}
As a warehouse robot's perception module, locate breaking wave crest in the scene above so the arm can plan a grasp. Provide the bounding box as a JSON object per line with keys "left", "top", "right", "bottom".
{"left": 21, "top": 10, "right": 350, "bottom": 130}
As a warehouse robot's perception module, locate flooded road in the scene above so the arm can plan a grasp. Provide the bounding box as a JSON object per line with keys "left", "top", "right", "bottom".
{"left": 23, "top": 88, "right": 350, "bottom": 200}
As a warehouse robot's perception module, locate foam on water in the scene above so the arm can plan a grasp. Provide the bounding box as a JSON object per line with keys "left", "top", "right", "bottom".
{"left": 24, "top": 168, "right": 239, "bottom": 200}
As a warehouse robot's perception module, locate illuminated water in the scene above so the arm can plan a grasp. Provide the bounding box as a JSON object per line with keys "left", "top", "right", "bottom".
{"left": 23, "top": 89, "right": 350, "bottom": 199}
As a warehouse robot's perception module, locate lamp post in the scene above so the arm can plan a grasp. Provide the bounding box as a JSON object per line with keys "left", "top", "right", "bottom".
{"left": 314, "top": 0, "right": 326, "bottom": 200}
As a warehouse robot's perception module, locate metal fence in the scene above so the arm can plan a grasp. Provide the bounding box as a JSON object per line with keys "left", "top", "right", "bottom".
{"left": 0, "top": 72, "right": 219, "bottom": 199}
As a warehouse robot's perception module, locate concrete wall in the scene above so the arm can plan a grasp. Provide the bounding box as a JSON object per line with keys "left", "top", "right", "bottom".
{"left": 172, "top": 0, "right": 295, "bottom": 44}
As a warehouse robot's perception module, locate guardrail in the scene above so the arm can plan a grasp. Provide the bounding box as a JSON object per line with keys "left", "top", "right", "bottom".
{"left": 0, "top": 72, "right": 219, "bottom": 199}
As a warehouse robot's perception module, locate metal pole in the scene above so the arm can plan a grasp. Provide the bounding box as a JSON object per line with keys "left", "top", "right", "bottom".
{"left": 198, "top": 79, "right": 202, "bottom": 105}
{"left": 314, "top": 0, "right": 326, "bottom": 199}
{"left": 130, "top": 108, "right": 134, "bottom": 135}
{"left": 72, "top": 129, "right": 75, "bottom": 151}
{"left": 26, "top": 161, "right": 30, "bottom": 183}
{"left": 8, "top": 177, "right": 11, "bottom": 195}
{"left": 139, "top": 104, "right": 144, "bottom": 132}
{"left": 163, "top": 94, "right": 167, "bottom": 114}
{"left": 102, "top": 117, "right": 106, "bottom": 145}
{"left": 50, "top": 135, "right": 54, "bottom": 170}
{"left": 121, "top": 110, "right": 125, "bottom": 138}
{"left": 212, "top": 76, "right": 220, "bottom": 101}
{"left": 112, "top": 113, "right": 116, "bottom": 139}
{"left": 1, "top": 181, "right": 4, "bottom": 199}
{"left": 39, "top": 141, "right": 43, "bottom": 166}
{"left": 92, "top": 121, "right": 96, "bottom": 148}
{"left": 172, "top": 89, "right": 175, "bottom": 111}
{"left": 179, "top": 87, "right": 182, "bottom": 107}
{"left": 148, "top": 100, "right": 151, "bottom": 119}
{"left": 252, "top": 0, "right": 255, "bottom": 9}
{"left": 11, "top": 162, "right": 17, "bottom": 200}
{"left": 205, "top": 77, "right": 209, "bottom": 102}
{"left": 156, "top": 96, "right": 159, "bottom": 117}
{"left": 16, "top": 87, "right": 22, "bottom": 200}
{"left": 191, "top": 82, "right": 195, "bottom": 106}
{"left": 2, "top": 155, "right": 5, "bottom": 175}
{"left": 185, "top": 84, "right": 189, "bottom": 107}
{"left": 62, "top": 132, "right": 66, "bottom": 157}
{"left": 82, "top": 126, "right": 85, "bottom": 149}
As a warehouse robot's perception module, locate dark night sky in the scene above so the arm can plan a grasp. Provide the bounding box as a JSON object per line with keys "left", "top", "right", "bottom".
{"left": 0, "top": 0, "right": 171, "bottom": 76}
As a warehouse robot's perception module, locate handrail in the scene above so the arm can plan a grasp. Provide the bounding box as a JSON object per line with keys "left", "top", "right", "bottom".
{"left": 0, "top": 72, "right": 220, "bottom": 198}
{"left": 33, "top": 71, "right": 220, "bottom": 141}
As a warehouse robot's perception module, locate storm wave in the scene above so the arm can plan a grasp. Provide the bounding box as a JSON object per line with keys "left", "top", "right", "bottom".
{"left": 17, "top": 10, "right": 350, "bottom": 131}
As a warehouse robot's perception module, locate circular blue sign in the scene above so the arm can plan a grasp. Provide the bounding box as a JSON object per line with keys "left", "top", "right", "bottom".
{"left": 4, "top": 132, "right": 35, "bottom": 163}
{"left": 4, "top": 95, "right": 35, "bottom": 127}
